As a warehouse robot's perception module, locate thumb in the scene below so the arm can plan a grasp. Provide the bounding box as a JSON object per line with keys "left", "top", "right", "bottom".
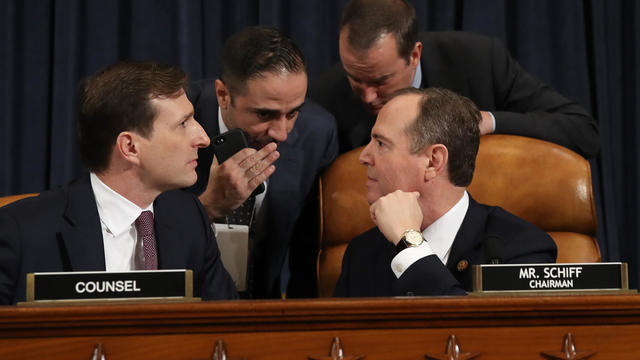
{"left": 210, "top": 155, "right": 220, "bottom": 170}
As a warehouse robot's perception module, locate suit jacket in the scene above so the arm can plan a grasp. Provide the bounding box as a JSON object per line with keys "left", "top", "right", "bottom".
{"left": 186, "top": 79, "right": 339, "bottom": 298}
{"left": 309, "top": 31, "right": 600, "bottom": 158}
{"left": 0, "top": 176, "right": 238, "bottom": 305}
{"left": 334, "top": 196, "right": 557, "bottom": 297}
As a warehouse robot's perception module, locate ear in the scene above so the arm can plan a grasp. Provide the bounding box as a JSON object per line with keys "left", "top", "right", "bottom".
{"left": 409, "top": 41, "right": 422, "bottom": 68}
{"left": 423, "top": 144, "right": 448, "bottom": 181}
{"left": 215, "top": 79, "right": 231, "bottom": 110}
{"left": 115, "top": 131, "right": 142, "bottom": 166}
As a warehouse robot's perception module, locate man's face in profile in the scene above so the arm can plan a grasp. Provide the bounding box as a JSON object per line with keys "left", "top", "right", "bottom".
{"left": 339, "top": 28, "right": 420, "bottom": 115}
{"left": 358, "top": 93, "right": 426, "bottom": 204}
{"left": 217, "top": 71, "right": 307, "bottom": 149}
{"left": 135, "top": 91, "right": 210, "bottom": 192}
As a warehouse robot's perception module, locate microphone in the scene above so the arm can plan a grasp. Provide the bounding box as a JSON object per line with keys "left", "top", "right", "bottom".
{"left": 484, "top": 235, "right": 504, "bottom": 264}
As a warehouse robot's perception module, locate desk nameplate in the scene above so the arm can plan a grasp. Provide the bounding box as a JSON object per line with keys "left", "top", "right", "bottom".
{"left": 472, "top": 262, "right": 632, "bottom": 295}
{"left": 26, "top": 270, "right": 193, "bottom": 302}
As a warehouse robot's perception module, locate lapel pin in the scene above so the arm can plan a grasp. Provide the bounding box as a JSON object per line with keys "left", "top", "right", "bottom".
{"left": 457, "top": 260, "right": 469, "bottom": 272}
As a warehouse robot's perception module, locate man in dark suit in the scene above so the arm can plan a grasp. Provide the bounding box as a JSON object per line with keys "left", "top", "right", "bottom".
{"left": 186, "top": 27, "right": 338, "bottom": 298}
{"left": 0, "top": 61, "right": 238, "bottom": 305}
{"left": 334, "top": 88, "right": 557, "bottom": 297}
{"left": 309, "top": 0, "right": 600, "bottom": 159}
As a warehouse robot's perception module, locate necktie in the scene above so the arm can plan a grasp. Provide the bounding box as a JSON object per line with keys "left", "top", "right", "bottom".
{"left": 223, "top": 196, "right": 256, "bottom": 226}
{"left": 135, "top": 210, "right": 158, "bottom": 270}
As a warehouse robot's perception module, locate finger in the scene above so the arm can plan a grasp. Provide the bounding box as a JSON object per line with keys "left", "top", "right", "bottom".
{"left": 228, "top": 147, "right": 257, "bottom": 167}
{"left": 369, "top": 202, "right": 379, "bottom": 225}
{"left": 245, "top": 150, "right": 279, "bottom": 180}
{"left": 238, "top": 143, "right": 277, "bottom": 170}
{"left": 247, "top": 164, "right": 276, "bottom": 191}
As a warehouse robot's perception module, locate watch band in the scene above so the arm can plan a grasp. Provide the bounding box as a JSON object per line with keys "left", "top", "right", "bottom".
{"left": 395, "top": 239, "right": 408, "bottom": 252}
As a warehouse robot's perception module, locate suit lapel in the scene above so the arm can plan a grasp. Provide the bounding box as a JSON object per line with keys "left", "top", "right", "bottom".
{"left": 59, "top": 176, "right": 107, "bottom": 271}
{"left": 446, "top": 197, "right": 487, "bottom": 275}
{"left": 153, "top": 198, "right": 189, "bottom": 269}
{"left": 252, "top": 132, "right": 304, "bottom": 293}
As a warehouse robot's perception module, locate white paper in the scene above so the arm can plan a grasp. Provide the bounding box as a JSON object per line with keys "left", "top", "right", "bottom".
{"left": 214, "top": 223, "right": 249, "bottom": 291}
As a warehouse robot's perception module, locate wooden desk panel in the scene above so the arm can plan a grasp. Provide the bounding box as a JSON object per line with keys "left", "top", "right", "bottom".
{"left": 1, "top": 295, "right": 639, "bottom": 359}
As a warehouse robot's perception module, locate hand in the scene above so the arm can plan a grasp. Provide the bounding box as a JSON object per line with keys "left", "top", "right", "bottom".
{"left": 199, "top": 142, "right": 279, "bottom": 220}
{"left": 479, "top": 111, "right": 495, "bottom": 135}
{"left": 369, "top": 190, "right": 423, "bottom": 246}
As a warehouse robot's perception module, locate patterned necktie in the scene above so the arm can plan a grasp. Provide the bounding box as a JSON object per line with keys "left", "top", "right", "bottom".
{"left": 134, "top": 210, "right": 158, "bottom": 270}
{"left": 223, "top": 196, "right": 256, "bottom": 226}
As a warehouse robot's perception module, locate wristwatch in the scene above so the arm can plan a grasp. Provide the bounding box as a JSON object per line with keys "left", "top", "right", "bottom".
{"left": 395, "top": 229, "right": 424, "bottom": 252}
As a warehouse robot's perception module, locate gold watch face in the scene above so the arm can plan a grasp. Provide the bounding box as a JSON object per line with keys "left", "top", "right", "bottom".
{"left": 404, "top": 230, "right": 424, "bottom": 246}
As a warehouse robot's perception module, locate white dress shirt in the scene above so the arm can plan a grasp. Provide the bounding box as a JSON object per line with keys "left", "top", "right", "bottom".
{"left": 90, "top": 173, "right": 153, "bottom": 271}
{"left": 391, "top": 191, "right": 470, "bottom": 278}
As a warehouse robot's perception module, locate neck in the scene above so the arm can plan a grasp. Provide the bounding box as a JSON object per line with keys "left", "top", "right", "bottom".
{"left": 95, "top": 169, "right": 159, "bottom": 209}
{"left": 418, "top": 184, "right": 465, "bottom": 231}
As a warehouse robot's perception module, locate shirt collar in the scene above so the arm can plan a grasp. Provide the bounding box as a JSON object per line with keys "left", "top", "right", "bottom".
{"left": 422, "top": 191, "right": 469, "bottom": 263}
{"left": 90, "top": 173, "right": 154, "bottom": 238}
{"left": 218, "top": 106, "right": 229, "bottom": 133}
{"left": 412, "top": 61, "right": 422, "bottom": 89}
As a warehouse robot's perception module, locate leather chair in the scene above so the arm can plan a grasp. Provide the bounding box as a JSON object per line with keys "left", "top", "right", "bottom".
{"left": 317, "top": 135, "right": 599, "bottom": 297}
{"left": 0, "top": 193, "right": 39, "bottom": 208}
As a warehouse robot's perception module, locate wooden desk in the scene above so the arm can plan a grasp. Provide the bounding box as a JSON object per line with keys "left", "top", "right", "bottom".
{"left": 1, "top": 294, "right": 639, "bottom": 359}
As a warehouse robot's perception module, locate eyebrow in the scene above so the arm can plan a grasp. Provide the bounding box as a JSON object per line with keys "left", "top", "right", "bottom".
{"left": 345, "top": 70, "right": 394, "bottom": 85}
{"left": 251, "top": 102, "right": 306, "bottom": 116}
{"left": 372, "top": 133, "right": 393, "bottom": 145}
{"left": 181, "top": 111, "right": 194, "bottom": 122}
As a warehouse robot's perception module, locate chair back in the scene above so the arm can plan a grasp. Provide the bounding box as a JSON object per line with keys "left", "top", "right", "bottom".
{"left": 317, "top": 135, "right": 599, "bottom": 297}
{"left": 0, "top": 193, "right": 39, "bottom": 208}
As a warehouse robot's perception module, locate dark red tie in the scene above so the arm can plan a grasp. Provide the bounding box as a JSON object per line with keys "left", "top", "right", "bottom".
{"left": 134, "top": 211, "right": 158, "bottom": 270}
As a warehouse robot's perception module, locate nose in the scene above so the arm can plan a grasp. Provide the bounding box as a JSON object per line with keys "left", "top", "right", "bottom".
{"left": 361, "top": 86, "right": 379, "bottom": 104}
{"left": 358, "top": 140, "right": 374, "bottom": 166}
{"left": 267, "top": 117, "right": 289, "bottom": 143}
{"left": 193, "top": 121, "right": 210, "bottom": 148}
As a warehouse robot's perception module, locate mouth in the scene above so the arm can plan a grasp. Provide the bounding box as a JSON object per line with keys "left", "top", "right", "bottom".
{"left": 365, "top": 176, "right": 377, "bottom": 185}
{"left": 250, "top": 139, "right": 278, "bottom": 150}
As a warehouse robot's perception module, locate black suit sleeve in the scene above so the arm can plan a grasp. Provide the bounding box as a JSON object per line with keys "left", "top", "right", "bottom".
{"left": 488, "top": 37, "right": 600, "bottom": 158}
{"left": 393, "top": 255, "right": 467, "bottom": 296}
{"left": 0, "top": 210, "right": 20, "bottom": 304}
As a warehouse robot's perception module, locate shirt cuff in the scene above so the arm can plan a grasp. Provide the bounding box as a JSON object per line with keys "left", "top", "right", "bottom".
{"left": 390, "top": 242, "right": 435, "bottom": 278}
{"left": 489, "top": 111, "right": 496, "bottom": 132}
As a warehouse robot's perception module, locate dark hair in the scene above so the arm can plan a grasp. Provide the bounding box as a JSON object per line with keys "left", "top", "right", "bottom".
{"left": 78, "top": 60, "right": 187, "bottom": 172}
{"left": 220, "top": 26, "right": 305, "bottom": 97}
{"left": 340, "top": 0, "right": 417, "bottom": 62}
{"left": 391, "top": 87, "right": 481, "bottom": 187}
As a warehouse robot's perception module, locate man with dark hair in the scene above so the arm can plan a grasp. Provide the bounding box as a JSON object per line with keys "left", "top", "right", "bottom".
{"left": 0, "top": 61, "right": 238, "bottom": 305}
{"left": 309, "top": 0, "right": 600, "bottom": 159}
{"left": 334, "top": 88, "right": 556, "bottom": 297}
{"left": 187, "top": 26, "right": 338, "bottom": 298}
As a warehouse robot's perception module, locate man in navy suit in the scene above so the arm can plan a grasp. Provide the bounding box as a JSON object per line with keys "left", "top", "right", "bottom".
{"left": 186, "top": 27, "right": 338, "bottom": 298}
{"left": 309, "top": 0, "right": 599, "bottom": 159}
{"left": 0, "top": 61, "right": 238, "bottom": 305}
{"left": 334, "top": 88, "right": 557, "bottom": 297}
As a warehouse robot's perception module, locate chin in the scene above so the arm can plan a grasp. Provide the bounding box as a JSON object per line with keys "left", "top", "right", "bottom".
{"left": 366, "top": 192, "right": 380, "bottom": 205}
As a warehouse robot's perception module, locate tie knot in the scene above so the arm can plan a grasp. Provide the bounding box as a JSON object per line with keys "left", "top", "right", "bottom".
{"left": 135, "top": 210, "right": 154, "bottom": 237}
